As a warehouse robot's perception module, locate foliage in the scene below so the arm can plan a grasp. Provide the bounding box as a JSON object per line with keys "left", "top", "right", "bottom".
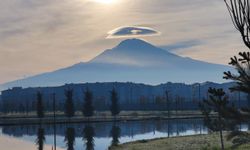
{"left": 110, "top": 88, "right": 120, "bottom": 117}
{"left": 223, "top": 52, "right": 250, "bottom": 94}
{"left": 36, "top": 91, "right": 44, "bottom": 118}
{"left": 223, "top": 1, "right": 250, "bottom": 148}
{"left": 199, "top": 88, "right": 238, "bottom": 150}
{"left": 64, "top": 89, "right": 75, "bottom": 118}
{"left": 200, "top": 88, "right": 236, "bottom": 130}
{"left": 83, "top": 88, "right": 94, "bottom": 117}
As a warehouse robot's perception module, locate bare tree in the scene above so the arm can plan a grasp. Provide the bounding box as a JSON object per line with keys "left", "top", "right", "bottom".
{"left": 224, "top": 0, "right": 250, "bottom": 49}
{"left": 224, "top": 0, "right": 250, "bottom": 104}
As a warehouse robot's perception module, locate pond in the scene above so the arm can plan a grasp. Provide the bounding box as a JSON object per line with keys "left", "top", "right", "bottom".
{"left": 0, "top": 119, "right": 215, "bottom": 150}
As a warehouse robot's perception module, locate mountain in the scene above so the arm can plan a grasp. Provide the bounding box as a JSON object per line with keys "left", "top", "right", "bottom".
{"left": 0, "top": 39, "right": 232, "bottom": 90}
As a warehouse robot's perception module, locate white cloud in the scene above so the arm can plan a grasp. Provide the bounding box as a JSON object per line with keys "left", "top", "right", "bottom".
{"left": 107, "top": 26, "right": 160, "bottom": 39}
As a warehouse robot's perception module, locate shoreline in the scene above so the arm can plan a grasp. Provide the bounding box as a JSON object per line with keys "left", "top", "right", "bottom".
{"left": 0, "top": 110, "right": 209, "bottom": 126}
{"left": 0, "top": 114, "right": 207, "bottom": 126}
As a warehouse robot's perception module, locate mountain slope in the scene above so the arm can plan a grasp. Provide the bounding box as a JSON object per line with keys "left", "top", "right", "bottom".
{"left": 1, "top": 39, "right": 232, "bottom": 90}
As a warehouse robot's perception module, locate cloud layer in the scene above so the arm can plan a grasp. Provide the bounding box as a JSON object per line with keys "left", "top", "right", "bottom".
{"left": 107, "top": 26, "right": 160, "bottom": 38}
{"left": 0, "top": 0, "right": 246, "bottom": 83}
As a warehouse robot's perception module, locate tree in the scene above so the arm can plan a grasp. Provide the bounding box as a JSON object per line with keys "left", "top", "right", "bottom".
{"left": 83, "top": 125, "right": 95, "bottom": 150}
{"left": 83, "top": 88, "right": 94, "bottom": 118}
{"left": 224, "top": 0, "right": 250, "bottom": 103}
{"left": 199, "top": 88, "right": 237, "bottom": 150}
{"left": 223, "top": 0, "right": 250, "bottom": 99}
{"left": 36, "top": 91, "right": 44, "bottom": 119}
{"left": 223, "top": 52, "right": 250, "bottom": 95}
{"left": 64, "top": 127, "right": 75, "bottom": 150}
{"left": 223, "top": 1, "right": 250, "bottom": 147}
{"left": 64, "top": 89, "right": 75, "bottom": 119}
{"left": 110, "top": 88, "right": 120, "bottom": 118}
{"left": 36, "top": 127, "right": 45, "bottom": 150}
{"left": 224, "top": 0, "right": 250, "bottom": 49}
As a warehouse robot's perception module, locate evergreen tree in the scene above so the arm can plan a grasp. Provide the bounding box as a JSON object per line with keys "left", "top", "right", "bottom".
{"left": 83, "top": 88, "right": 94, "bottom": 118}
{"left": 223, "top": 1, "right": 250, "bottom": 147}
{"left": 83, "top": 125, "right": 95, "bottom": 150}
{"left": 36, "top": 91, "right": 44, "bottom": 119}
{"left": 64, "top": 89, "right": 75, "bottom": 118}
{"left": 199, "top": 88, "right": 237, "bottom": 150}
{"left": 36, "top": 128, "right": 45, "bottom": 150}
{"left": 110, "top": 88, "right": 120, "bottom": 118}
{"left": 223, "top": 52, "right": 250, "bottom": 97}
{"left": 64, "top": 127, "right": 75, "bottom": 150}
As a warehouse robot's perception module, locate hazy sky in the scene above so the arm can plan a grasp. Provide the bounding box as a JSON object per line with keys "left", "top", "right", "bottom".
{"left": 0, "top": 0, "right": 246, "bottom": 84}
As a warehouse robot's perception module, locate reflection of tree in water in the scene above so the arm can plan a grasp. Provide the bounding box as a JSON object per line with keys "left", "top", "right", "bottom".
{"left": 64, "top": 127, "right": 75, "bottom": 150}
{"left": 83, "top": 125, "right": 95, "bottom": 150}
{"left": 141, "top": 120, "right": 151, "bottom": 133}
{"left": 167, "top": 120, "right": 174, "bottom": 137}
{"left": 36, "top": 127, "right": 45, "bottom": 150}
{"left": 192, "top": 119, "right": 202, "bottom": 134}
{"left": 176, "top": 120, "right": 180, "bottom": 136}
{"left": 155, "top": 120, "right": 164, "bottom": 131}
{"left": 177, "top": 120, "right": 186, "bottom": 134}
{"left": 110, "top": 125, "right": 121, "bottom": 146}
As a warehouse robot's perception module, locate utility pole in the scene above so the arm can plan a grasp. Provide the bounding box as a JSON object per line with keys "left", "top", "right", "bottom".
{"left": 198, "top": 83, "right": 201, "bottom": 101}
{"left": 53, "top": 93, "right": 56, "bottom": 150}
{"left": 192, "top": 83, "right": 201, "bottom": 110}
{"left": 165, "top": 90, "right": 170, "bottom": 118}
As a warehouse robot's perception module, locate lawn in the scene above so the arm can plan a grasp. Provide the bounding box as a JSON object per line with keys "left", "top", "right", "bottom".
{"left": 109, "top": 133, "right": 250, "bottom": 150}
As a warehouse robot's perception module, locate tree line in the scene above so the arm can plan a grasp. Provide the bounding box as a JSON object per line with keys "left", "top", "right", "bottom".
{"left": 34, "top": 87, "right": 121, "bottom": 120}
{"left": 0, "top": 88, "right": 214, "bottom": 114}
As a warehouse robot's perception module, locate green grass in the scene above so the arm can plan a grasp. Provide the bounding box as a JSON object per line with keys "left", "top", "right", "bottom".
{"left": 109, "top": 133, "right": 250, "bottom": 150}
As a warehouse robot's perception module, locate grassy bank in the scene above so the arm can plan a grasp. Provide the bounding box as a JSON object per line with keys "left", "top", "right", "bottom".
{"left": 0, "top": 111, "right": 208, "bottom": 125}
{"left": 0, "top": 110, "right": 204, "bottom": 118}
{"left": 109, "top": 133, "right": 250, "bottom": 150}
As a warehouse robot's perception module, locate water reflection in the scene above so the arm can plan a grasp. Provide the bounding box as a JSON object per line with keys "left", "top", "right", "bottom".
{"left": 110, "top": 124, "right": 121, "bottom": 146}
{"left": 0, "top": 119, "right": 209, "bottom": 150}
{"left": 83, "top": 125, "right": 95, "bottom": 150}
{"left": 36, "top": 127, "right": 45, "bottom": 150}
{"left": 65, "top": 127, "right": 75, "bottom": 150}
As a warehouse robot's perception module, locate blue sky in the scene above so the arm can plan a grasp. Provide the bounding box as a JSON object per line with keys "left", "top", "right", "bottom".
{"left": 0, "top": 0, "right": 246, "bottom": 83}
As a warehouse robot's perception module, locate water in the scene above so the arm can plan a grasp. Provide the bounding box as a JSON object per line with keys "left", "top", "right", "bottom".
{"left": 0, "top": 119, "right": 208, "bottom": 150}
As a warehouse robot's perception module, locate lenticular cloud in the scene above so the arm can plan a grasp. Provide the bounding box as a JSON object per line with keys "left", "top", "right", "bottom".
{"left": 107, "top": 26, "right": 160, "bottom": 39}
